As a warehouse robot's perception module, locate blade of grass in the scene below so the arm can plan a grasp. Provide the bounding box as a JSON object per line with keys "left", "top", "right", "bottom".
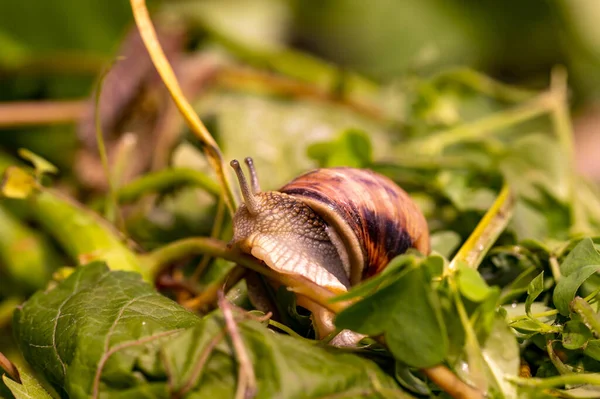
{"left": 130, "top": 0, "right": 236, "bottom": 215}
{"left": 448, "top": 183, "right": 515, "bottom": 273}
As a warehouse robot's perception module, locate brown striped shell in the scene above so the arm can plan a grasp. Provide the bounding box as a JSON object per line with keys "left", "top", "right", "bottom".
{"left": 280, "top": 167, "right": 430, "bottom": 285}
{"left": 229, "top": 159, "right": 430, "bottom": 340}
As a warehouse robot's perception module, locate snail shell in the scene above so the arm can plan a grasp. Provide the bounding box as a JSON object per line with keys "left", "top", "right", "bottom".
{"left": 229, "top": 158, "right": 430, "bottom": 338}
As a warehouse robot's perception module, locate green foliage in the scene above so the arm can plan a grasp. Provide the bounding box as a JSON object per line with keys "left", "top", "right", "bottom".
{"left": 3, "top": 2, "right": 600, "bottom": 398}
{"left": 13, "top": 263, "right": 399, "bottom": 398}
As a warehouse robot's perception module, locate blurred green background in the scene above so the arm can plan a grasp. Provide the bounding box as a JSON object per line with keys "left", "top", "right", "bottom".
{"left": 2, "top": 0, "right": 600, "bottom": 180}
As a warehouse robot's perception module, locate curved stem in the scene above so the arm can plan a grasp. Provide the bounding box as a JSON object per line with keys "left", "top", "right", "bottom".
{"left": 130, "top": 0, "right": 236, "bottom": 215}
{"left": 142, "top": 237, "right": 346, "bottom": 313}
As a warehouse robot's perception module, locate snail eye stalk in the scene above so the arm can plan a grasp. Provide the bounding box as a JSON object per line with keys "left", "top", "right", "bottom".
{"left": 244, "top": 157, "right": 261, "bottom": 194}
{"left": 230, "top": 159, "right": 259, "bottom": 215}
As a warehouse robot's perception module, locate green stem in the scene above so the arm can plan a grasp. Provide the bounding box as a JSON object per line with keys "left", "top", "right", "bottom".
{"left": 508, "top": 309, "right": 559, "bottom": 324}
{"left": 431, "top": 68, "right": 537, "bottom": 103}
{"left": 141, "top": 237, "right": 346, "bottom": 313}
{"left": 415, "top": 92, "right": 553, "bottom": 154}
{"left": 508, "top": 373, "right": 600, "bottom": 388}
{"left": 116, "top": 168, "right": 220, "bottom": 203}
{"left": 548, "top": 67, "right": 589, "bottom": 236}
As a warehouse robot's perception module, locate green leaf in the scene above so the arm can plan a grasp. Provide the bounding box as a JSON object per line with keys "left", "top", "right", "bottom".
{"left": 525, "top": 271, "right": 544, "bottom": 317}
{"left": 13, "top": 262, "right": 402, "bottom": 398}
{"left": 161, "top": 314, "right": 399, "bottom": 398}
{"left": 18, "top": 149, "right": 58, "bottom": 176}
{"left": 335, "top": 264, "right": 448, "bottom": 368}
{"left": 560, "top": 238, "right": 600, "bottom": 277}
{"left": 553, "top": 265, "right": 600, "bottom": 316}
{"left": 13, "top": 262, "right": 200, "bottom": 399}
{"left": 584, "top": 340, "right": 600, "bottom": 361}
{"left": 307, "top": 128, "right": 373, "bottom": 168}
{"left": 562, "top": 320, "right": 593, "bottom": 350}
{"left": 430, "top": 230, "right": 461, "bottom": 258}
{"left": 2, "top": 371, "right": 53, "bottom": 399}
{"left": 479, "top": 314, "right": 520, "bottom": 398}
{"left": 330, "top": 253, "right": 417, "bottom": 302}
{"left": 457, "top": 266, "right": 491, "bottom": 302}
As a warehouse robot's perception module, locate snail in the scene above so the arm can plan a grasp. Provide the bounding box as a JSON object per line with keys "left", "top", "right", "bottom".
{"left": 229, "top": 157, "right": 430, "bottom": 341}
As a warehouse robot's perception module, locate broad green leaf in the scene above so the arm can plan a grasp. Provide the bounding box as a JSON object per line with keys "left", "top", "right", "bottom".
{"left": 335, "top": 265, "right": 448, "bottom": 368}
{"left": 457, "top": 267, "right": 491, "bottom": 302}
{"left": 553, "top": 265, "right": 600, "bottom": 316}
{"left": 525, "top": 271, "right": 544, "bottom": 317}
{"left": 14, "top": 262, "right": 401, "bottom": 398}
{"left": 560, "top": 238, "right": 600, "bottom": 277}
{"left": 479, "top": 314, "right": 519, "bottom": 399}
{"left": 330, "top": 253, "right": 417, "bottom": 302}
{"left": 2, "top": 371, "right": 53, "bottom": 399}
{"left": 562, "top": 320, "right": 593, "bottom": 350}
{"left": 13, "top": 262, "right": 200, "bottom": 399}
{"left": 161, "top": 313, "right": 400, "bottom": 398}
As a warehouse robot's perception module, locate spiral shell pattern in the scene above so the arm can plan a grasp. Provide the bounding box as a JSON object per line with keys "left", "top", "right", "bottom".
{"left": 281, "top": 167, "right": 430, "bottom": 284}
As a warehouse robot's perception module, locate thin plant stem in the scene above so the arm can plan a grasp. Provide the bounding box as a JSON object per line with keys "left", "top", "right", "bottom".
{"left": 548, "top": 67, "right": 589, "bottom": 235}
{"left": 0, "top": 100, "right": 87, "bottom": 127}
{"left": 192, "top": 195, "right": 227, "bottom": 283}
{"left": 549, "top": 256, "right": 562, "bottom": 282}
{"left": 142, "top": 237, "right": 347, "bottom": 313}
{"left": 184, "top": 265, "right": 246, "bottom": 311}
{"left": 130, "top": 0, "right": 236, "bottom": 215}
{"left": 448, "top": 183, "right": 515, "bottom": 273}
{"left": 414, "top": 92, "right": 554, "bottom": 154}
{"left": 0, "top": 352, "right": 20, "bottom": 383}
{"left": 218, "top": 291, "right": 257, "bottom": 399}
{"left": 94, "top": 66, "right": 125, "bottom": 232}
{"left": 116, "top": 168, "right": 220, "bottom": 204}
{"left": 508, "top": 373, "right": 600, "bottom": 388}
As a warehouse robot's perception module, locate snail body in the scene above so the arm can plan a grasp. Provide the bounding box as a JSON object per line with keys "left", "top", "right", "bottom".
{"left": 229, "top": 158, "right": 430, "bottom": 338}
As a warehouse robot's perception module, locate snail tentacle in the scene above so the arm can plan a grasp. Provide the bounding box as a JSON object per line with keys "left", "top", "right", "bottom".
{"left": 244, "top": 157, "right": 261, "bottom": 194}
{"left": 230, "top": 159, "right": 259, "bottom": 215}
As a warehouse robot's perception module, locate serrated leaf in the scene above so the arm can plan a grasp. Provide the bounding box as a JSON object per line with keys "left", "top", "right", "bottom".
{"left": 525, "top": 271, "right": 544, "bottom": 317}
{"left": 457, "top": 266, "right": 491, "bottom": 302}
{"left": 18, "top": 149, "right": 58, "bottom": 176}
{"left": 2, "top": 370, "right": 53, "bottom": 399}
{"left": 1, "top": 167, "right": 37, "bottom": 199}
{"left": 161, "top": 313, "right": 400, "bottom": 398}
{"left": 14, "top": 262, "right": 402, "bottom": 398}
{"left": 335, "top": 264, "right": 448, "bottom": 368}
{"left": 553, "top": 265, "right": 600, "bottom": 316}
{"left": 13, "top": 262, "right": 200, "bottom": 399}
